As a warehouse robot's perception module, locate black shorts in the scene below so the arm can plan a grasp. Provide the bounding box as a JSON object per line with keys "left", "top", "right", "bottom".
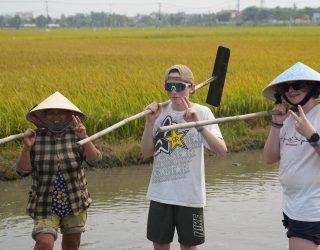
{"left": 147, "top": 200, "right": 205, "bottom": 246}
{"left": 282, "top": 213, "right": 320, "bottom": 245}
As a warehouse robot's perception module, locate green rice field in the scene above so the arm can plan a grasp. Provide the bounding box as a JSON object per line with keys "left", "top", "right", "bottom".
{"left": 0, "top": 26, "right": 320, "bottom": 145}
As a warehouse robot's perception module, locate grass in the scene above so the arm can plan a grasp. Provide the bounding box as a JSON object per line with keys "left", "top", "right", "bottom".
{"left": 0, "top": 26, "right": 320, "bottom": 178}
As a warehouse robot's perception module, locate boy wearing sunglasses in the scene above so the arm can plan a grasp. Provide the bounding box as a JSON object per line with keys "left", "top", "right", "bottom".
{"left": 141, "top": 64, "right": 227, "bottom": 250}
{"left": 263, "top": 62, "right": 320, "bottom": 250}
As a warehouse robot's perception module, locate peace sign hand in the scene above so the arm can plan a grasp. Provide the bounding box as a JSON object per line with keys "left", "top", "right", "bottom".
{"left": 181, "top": 96, "right": 199, "bottom": 122}
{"left": 289, "top": 105, "right": 316, "bottom": 139}
{"left": 73, "top": 115, "right": 88, "bottom": 139}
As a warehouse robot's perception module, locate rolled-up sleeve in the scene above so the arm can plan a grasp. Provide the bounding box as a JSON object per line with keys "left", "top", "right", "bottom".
{"left": 85, "top": 149, "right": 102, "bottom": 167}
{"left": 16, "top": 164, "right": 32, "bottom": 177}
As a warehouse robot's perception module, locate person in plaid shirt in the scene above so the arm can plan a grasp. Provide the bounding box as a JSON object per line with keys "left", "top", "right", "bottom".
{"left": 16, "top": 91, "right": 102, "bottom": 250}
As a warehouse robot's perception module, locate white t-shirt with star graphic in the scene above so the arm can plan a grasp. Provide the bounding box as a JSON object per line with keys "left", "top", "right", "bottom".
{"left": 147, "top": 102, "right": 223, "bottom": 208}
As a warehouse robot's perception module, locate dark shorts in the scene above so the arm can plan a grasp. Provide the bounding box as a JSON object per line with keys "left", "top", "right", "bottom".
{"left": 282, "top": 213, "right": 320, "bottom": 245}
{"left": 147, "top": 200, "right": 205, "bottom": 246}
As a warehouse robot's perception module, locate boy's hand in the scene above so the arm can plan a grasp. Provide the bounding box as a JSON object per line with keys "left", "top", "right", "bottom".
{"left": 145, "top": 102, "right": 162, "bottom": 124}
{"left": 73, "top": 115, "right": 88, "bottom": 139}
{"left": 23, "top": 128, "right": 36, "bottom": 150}
{"left": 181, "top": 96, "right": 199, "bottom": 122}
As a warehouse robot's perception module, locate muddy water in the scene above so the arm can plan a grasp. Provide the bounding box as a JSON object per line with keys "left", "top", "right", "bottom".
{"left": 0, "top": 150, "right": 286, "bottom": 249}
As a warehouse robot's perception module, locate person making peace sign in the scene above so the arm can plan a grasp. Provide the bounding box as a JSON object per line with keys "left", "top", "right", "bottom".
{"left": 16, "top": 91, "right": 102, "bottom": 250}
{"left": 141, "top": 64, "right": 227, "bottom": 250}
{"left": 263, "top": 62, "right": 320, "bottom": 250}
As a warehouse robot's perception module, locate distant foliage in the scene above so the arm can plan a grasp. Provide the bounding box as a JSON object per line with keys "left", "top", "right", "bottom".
{"left": 0, "top": 6, "right": 320, "bottom": 28}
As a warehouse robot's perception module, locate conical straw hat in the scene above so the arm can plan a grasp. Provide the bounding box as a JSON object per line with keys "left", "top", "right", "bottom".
{"left": 262, "top": 62, "right": 320, "bottom": 101}
{"left": 26, "top": 91, "right": 86, "bottom": 126}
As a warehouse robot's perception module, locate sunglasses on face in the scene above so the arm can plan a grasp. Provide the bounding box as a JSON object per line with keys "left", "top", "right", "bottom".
{"left": 165, "top": 82, "right": 190, "bottom": 92}
{"left": 45, "top": 110, "right": 69, "bottom": 117}
{"left": 278, "top": 82, "right": 307, "bottom": 94}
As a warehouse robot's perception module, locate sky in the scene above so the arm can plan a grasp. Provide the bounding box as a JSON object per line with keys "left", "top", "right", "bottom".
{"left": 0, "top": 0, "right": 319, "bottom": 18}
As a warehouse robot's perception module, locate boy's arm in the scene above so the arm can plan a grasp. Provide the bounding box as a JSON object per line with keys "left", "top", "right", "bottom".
{"left": 181, "top": 97, "right": 227, "bottom": 157}
{"left": 141, "top": 102, "right": 162, "bottom": 159}
{"left": 141, "top": 121, "right": 155, "bottom": 158}
{"left": 198, "top": 128, "right": 227, "bottom": 157}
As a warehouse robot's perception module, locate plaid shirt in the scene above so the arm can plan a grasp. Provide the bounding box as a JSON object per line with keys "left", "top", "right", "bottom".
{"left": 19, "top": 128, "right": 101, "bottom": 219}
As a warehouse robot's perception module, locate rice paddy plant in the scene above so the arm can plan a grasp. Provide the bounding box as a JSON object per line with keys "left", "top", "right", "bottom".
{"left": 0, "top": 26, "right": 320, "bottom": 144}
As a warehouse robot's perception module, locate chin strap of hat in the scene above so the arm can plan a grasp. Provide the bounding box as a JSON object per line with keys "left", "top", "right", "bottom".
{"left": 282, "top": 85, "right": 318, "bottom": 107}
{"left": 274, "top": 93, "right": 283, "bottom": 104}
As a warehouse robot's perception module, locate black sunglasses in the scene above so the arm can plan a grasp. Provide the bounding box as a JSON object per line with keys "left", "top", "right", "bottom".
{"left": 278, "top": 82, "right": 307, "bottom": 94}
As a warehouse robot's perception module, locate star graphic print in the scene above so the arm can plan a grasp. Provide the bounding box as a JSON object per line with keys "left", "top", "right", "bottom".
{"left": 154, "top": 115, "right": 188, "bottom": 155}
{"left": 165, "top": 129, "right": 187, "bottom": 150}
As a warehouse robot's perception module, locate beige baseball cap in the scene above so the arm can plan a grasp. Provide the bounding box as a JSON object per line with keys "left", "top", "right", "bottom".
{"left": 26, "top": 91, "right": 86, "bottom": 127}
{"left": 164, "top": 64, "right": 194, "bottom": 84}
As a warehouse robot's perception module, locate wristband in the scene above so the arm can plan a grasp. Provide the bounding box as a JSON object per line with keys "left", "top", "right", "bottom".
{"left": 270, "top": 121, "right": 283, "bottom": 128}
{"left": 196, "top": 127, "right": 204, "bottom": 132}
{"left": 310, "top": 140, "right": 320, "bottom": 148}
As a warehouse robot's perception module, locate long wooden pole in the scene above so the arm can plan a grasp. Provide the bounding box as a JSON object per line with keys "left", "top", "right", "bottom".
{"left": 0, "top": 77, "right": 215, "bottom": 146}
{"left": 0, "top": 133, "right": 25, "bottom": 145}
{"left": 159, "top": 109, "right": 281, "bottom": 132}
{"left": 0, "top": 130, "right": 35, "bottom": 145}
{"left": 77, "top": 76, "right": 216, "bottom": 146}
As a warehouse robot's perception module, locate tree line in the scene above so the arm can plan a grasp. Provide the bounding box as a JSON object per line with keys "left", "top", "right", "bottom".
{"left": 1, "top": 6, "right": 320, "bottom": 28}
